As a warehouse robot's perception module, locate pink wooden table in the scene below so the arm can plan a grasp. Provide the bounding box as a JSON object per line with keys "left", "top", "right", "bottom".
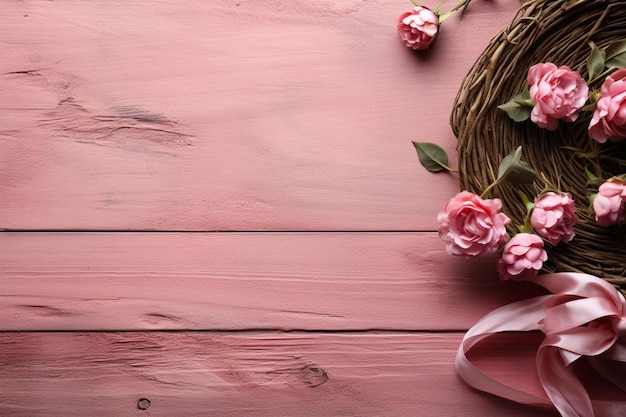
{"left": 1, "top": 0, "right": 559, "bottom": 415}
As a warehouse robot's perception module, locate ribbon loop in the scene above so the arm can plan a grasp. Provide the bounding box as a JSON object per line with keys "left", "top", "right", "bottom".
{"left": 456, "top": 272, "right": 626, "bottom": 417}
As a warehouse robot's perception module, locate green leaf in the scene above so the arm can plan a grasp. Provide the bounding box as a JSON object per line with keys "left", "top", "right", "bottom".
{"left": 517, "top": 191, "right": 535, "bottom": 212}
{"left": 497, "top": 91, "right": 533, "bottom": 122}
{"left": 587, "top": 41, "right": 606, "bottom": 81}
{"left": 497, "top": 146, "right": 537, "bottom": 184}
{"left": 605, "top": 39, "right": 626, "bottom": 69}
{"left": 412, "top": 141, "right": 452, "bottom": 173}
{"left": 585, "top": 166, "right": 599, "bottom": 182}
{"left": 516, "top": 190, "right": 536, "bottom": 234}
{"left": 507, "top": 160, "right": 538, "bottom": 184}
{"left": 497, "top": 147, "right": 521, "bottom": 180}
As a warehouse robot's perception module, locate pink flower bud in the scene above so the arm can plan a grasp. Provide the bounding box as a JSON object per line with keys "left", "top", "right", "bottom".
{"left": 397, "top": 6, "right": 439, "bottom": 51}
{"left": 593, "top": 178, "right": 626, "bottom": 226}
{"left": 530, "top": 192, "right": 577, "bottom": 245}
{"left": 437, "top": 191, "right": 511, "bottom": 257}
{"left": 498, "top": 233, "right": 547, "bottom": 281}
{"left": 589, "top": 68, "right": 626, "bottom": 143}
{"left": 527, "top": 63, "right": 589, "bottom": 131}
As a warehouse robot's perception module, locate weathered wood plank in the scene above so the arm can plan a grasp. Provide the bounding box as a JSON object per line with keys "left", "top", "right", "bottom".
{"left": 0, "top": 0, "right": 521, "bottom": 231}
{"left": 0, "top": 232, "right": 544, "bottom": 331}
{"left": 0, "top": 332, "right": 559, "bottom": 417}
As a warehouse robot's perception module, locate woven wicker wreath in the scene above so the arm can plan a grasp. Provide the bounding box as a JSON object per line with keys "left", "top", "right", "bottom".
{"left": 450, "top": 0, "right": 626, "bottom": 290}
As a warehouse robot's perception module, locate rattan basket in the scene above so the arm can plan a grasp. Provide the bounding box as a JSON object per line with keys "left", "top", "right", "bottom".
{"left": 451, "top": 0, "right": 626, "bottom": 289}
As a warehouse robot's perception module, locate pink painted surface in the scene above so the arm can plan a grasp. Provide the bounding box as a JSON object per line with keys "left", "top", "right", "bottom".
{"left": 0, "top": 232, "right": 546, "bottom": 331}
{"left": 2, "top": 0, "right": 518, "bottom": 231}
{"left": 0, "top": 332, "right": 559, "bottom": 417}
{"left": 0, "top": 0, "right": 560, "bottom": 416}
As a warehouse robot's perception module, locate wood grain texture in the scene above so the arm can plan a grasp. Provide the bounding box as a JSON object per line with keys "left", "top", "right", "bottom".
{"left": 0, "top": 332, "right": 559, "bottom": 417}
{"left": 0, "top": 0, "right": 521, "bottom": 231}
{"left": 0, "top": 1, "right": 553, "bottom": 416}
{"left": 0, "top": 232, "right": 545, "bottom": 331}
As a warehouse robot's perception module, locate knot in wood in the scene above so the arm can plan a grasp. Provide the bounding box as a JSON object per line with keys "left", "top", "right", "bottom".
{"left": 137, "top": 398, "right": 151, "bottom": 411}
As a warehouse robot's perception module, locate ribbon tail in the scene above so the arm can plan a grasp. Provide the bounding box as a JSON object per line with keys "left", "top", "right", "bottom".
{"left": 537, "top": 343, "right": 593, "bottom": 417}
{"left": 455, "top": 340, "right": 551, "bottom": 406}
{"left": 455, "top": 295, "right": 553, "bottom": 407}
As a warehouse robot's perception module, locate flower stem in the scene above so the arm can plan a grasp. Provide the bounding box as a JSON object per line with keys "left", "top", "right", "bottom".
{"left": 589, "top": 67, "right": 617, "bottom": 85}
{"left": 438, "top": 0, "right": 473, "bottom": 23}
{"left": 517, "top": 191, "right": 535, "bottom": 234}
{"left": 480, "top": 178, "right": 501, "bottom": 199}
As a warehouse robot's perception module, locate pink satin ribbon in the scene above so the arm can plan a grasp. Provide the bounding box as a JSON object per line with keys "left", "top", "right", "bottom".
{"left": 455, "top": 272, "right": 626, "bottom": 417}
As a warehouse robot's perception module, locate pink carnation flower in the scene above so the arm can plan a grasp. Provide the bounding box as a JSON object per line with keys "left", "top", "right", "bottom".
{"left": 589, "top": 68, "right": 626, "bottom": 143}
{"left": 397, "top": 6, "right": 439, "bottom": 51}
{"left": 498, "top": 233, "right": 547, "bottom": 281}
{"left": 527, "top": 63, "right": 589, "bottom": 131}
{"left": 530, "top": 192, "right": 577, "bottom": 245}
{"left": 437, "top": 191, "right": 511, "bottom": 257}
{"left": 593, "top": 178, "right": 626, "bottom": 226}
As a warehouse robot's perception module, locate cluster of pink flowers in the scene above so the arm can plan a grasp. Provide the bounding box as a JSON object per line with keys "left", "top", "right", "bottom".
{"left": 438, "top": 190, "right": 577, "bottom": 281}
{"left": 409, "top": 25, "right": 626, "bottom": 281}
{"left": 503, "top": 62, "right": 626, "bottom": 228}
{"left": 525, "top": 63, "right": 626, "bottom": 143}
{"left": 434, "top": 58, "right": 626, "bottom": 281}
